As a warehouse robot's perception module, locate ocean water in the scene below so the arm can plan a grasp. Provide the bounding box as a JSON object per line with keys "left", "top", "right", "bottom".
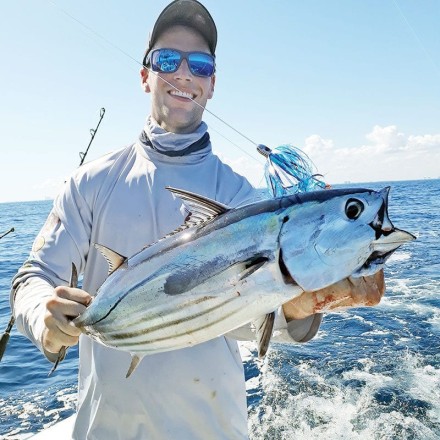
{"left": 0, "top": 180, "right": 439, "bottom": 439}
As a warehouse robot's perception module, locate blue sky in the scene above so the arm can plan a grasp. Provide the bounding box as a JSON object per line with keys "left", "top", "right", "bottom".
{"left": 1, "top": 0, "right": 439, "bottom": 202}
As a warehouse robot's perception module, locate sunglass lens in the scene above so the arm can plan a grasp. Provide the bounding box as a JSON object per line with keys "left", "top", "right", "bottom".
{"left": 188, "top": 53, "right": 215, "bottom": 77}
{"left": 152, "top": 49, "right": 181, "bottom": 73}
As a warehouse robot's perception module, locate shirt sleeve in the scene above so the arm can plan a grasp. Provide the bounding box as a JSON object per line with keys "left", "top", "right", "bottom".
{"left": 10, "top": 174, "right": 92, "bottom": 361}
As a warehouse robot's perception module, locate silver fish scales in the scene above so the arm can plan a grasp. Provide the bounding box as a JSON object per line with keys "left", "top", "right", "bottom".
{"left": 70, "top": 186, "right": 414, "bottom": 377}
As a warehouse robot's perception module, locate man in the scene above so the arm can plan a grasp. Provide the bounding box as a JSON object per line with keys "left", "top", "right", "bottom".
{"left": 11, "top": 1, "right": 384, "bottom": 438}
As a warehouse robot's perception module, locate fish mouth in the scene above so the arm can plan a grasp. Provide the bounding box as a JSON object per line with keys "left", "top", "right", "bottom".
{"left": 359, "top": 249, "right": 395, "bottom": 272}
{"left": 356, "top": 228, "right": 416, "bottom": 277}
{"left": 370, "top": 228, "right": 416, "bottom": 253}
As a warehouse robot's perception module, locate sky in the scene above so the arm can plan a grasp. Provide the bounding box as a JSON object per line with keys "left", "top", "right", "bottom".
{"left": 0, "top": 0, "right": 439, "bottom": 203}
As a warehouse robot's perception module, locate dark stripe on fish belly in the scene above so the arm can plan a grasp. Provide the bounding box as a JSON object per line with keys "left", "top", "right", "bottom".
{"left": 102, "top": 295, "right": 238, "bottom": 341}
{"left": 105, "top": 297, "right": 246, "bottom": 349}
{"left": 98, "top": 295, "right": 220, "bottom": 331}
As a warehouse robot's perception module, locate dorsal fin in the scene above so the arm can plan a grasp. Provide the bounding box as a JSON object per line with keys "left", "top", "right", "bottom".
{"left": 166, "top": 187, "right": 230, "bottom": 227}
{"left": 137, "top": 188, "right": 231, "bottom": 254}
{"left": 94, "top": 244, "right": 127, "bottom": 275}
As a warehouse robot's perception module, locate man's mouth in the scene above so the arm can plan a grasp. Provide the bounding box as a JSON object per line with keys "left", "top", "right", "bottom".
{"left": 169, "top": 90, "right": 195, "bottom": 100}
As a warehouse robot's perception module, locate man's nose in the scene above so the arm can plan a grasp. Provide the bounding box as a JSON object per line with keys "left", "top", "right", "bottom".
{"left": 174, "top": 59, "right": 192, "bottom": 80}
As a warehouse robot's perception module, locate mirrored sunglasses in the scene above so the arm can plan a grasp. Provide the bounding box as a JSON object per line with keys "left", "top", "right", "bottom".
{"left": 144, "top": 48, "right": 215, "bottom": 78}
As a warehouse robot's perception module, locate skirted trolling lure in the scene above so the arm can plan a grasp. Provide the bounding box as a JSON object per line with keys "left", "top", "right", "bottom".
{"left": 257, "top": 144, "right": 329, "bottom": 197}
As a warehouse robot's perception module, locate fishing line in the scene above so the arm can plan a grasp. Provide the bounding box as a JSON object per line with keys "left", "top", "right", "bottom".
{"left": 45, "top": 0, "right": 264, "bottom": 162}
{"left": 207, "top": 124, "right": 264, "bottom": 164}
{"left": 43, "top": 3, "right": 323, "bottom": 195}
{"left": 391, "top": 0, "right": 440, "bottom": 77}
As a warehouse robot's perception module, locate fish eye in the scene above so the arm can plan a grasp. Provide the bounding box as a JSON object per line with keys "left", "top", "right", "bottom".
{"left": 345, "top": 198, "right": 364, "bottom": 220}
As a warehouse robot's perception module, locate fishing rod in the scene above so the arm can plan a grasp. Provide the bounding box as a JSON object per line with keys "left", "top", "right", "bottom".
{"left": 1, "top": 108, "right": 106, "bottom": 363}
{"left": 79, "top": 108, "right": 106, "bottom": 166}
{"left": 0, "top": 227, "right": 14, "bottom": 240}
{"left": 0, "top": 227, "right": 15, "bottom": 361}
{"left": 0, "top": 317, "right": 15, "bottom": 362}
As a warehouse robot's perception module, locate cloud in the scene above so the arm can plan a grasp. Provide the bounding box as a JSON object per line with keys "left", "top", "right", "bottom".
{"left": 302, "top": 125, "right": 440, "bottom": 183}
{"left": 365, "top": 125, "right": 407, "bottom": 152}
{"left": 32, "top": 177, "right": 65, "bottom": 200}
{"left": 224, "top": 125, "right": 440, "bottom": 186}
{"left": 303, "top": 134, "right": 334, "bottom": 157}
{"left": 219, "top": 154, "right": 265, "bottom": 188}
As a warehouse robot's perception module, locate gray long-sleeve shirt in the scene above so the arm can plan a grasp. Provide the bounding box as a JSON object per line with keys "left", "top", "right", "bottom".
{"left": 12, "top": 130, "right": 321, "bottom": 439}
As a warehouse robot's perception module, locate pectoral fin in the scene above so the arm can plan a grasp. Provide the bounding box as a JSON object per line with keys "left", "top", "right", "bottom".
{"left": 254, "top": 312, "right": 275, "bottom": 358}
{"left": 239, "top": 257, "right": 269, "bottom": 281}
{"left": 165, "top": 256, "right": 270, "bottom": 296}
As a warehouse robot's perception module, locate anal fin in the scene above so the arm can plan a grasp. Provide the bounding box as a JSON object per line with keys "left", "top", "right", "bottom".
{"left": 126, "top": 354, "right": 142, "bottom": 378}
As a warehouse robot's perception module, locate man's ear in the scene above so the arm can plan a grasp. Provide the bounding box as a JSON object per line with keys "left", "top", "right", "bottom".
{"left": 140, "top": 67, "right": 151, "bottom": 93}
{"left": 207, "top": 74, "right": 216, "bottom": 100}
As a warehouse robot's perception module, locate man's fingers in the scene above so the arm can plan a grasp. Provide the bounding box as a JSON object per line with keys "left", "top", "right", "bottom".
{"left": 363, "top": 270, "right": 385, "bottom": 305}
{"left": 42, "top": 327, "right": 79, "bottom": 354}
{"left": 54, "top": 286, "right": 92, "bottom": 306}
{"left": 42, "top": 286, "right": 92, "bottom": 354}
{"left": 44, "top": 307, "right": 82, "bottom": 336}
{"left": 43, "top": 309, "right": 81, "bottom": 354}
{"left": 348, "top": 269, "right": 385, "bottom": 305}
{"left": 283, "top": 270, "right": 387, "bottom": 320}
{"left": 46, "top": 295, "right": 88, "bottom": 321}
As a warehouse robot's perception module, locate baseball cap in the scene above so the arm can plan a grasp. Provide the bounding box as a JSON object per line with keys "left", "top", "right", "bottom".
{"left": 144, "top": 0, "right": 217, "bottom": 59}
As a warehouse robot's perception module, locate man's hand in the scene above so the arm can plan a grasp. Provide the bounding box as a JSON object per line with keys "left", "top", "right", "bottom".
{"left": 282, "top": 270, "right": 385, "bottom": 321}
{"left": 42, "top": 286, "right": 92, "bottom": 354}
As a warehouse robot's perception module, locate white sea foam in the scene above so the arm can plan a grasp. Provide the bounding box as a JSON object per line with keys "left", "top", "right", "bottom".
{"left": 0, "top": 387, "right": 77, "bottom": 439}
{"left": 387, "top": 251, "right": 412, "bottom": 263}
{"left": 426, "top": 312, "right": 440, "bottom": 331}
{"left": 402, "top": 352, "right": 440, "bottom": 416}
{"left": 247, "top": 348, "right": 440, "bottom": 439}
{"left": 360, "top": 329, "right": 390, "bottom": 337}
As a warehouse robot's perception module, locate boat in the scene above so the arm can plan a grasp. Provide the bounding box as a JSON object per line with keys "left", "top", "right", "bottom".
{"left": 31, "top": 415, "right": 75, "bottom": 439}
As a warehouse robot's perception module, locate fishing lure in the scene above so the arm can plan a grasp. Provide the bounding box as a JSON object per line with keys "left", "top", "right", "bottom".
{"left": 257, "top": 144, "right": 329, "bottom": 197}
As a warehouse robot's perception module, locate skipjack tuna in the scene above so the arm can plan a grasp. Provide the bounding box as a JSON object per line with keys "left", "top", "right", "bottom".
{"left": 67, "top": 186, "right": 414, "bottom": 377}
